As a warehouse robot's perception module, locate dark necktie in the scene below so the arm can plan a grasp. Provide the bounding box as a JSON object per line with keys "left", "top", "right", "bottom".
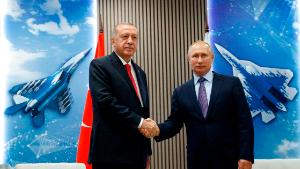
{"left": 124, "top": 64, "right": 139, "bottom": 97}
{"left": 198, "top": 77, "right": 208, "bottom": 118}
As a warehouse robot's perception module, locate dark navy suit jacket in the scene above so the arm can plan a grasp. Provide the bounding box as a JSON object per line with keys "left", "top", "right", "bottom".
{"left": 156, "top": 72, "right": 254, "bottom": 169}
{"left": 88, "top": 52, "right": 151, "bottom": 166}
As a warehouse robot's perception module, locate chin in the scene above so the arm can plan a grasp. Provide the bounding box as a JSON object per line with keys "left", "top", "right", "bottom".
{"left": 125, "top": 52, "right": 134, "bottom": 56}
{"left": 194, "top": 71, "right": 205, "bottom": 76}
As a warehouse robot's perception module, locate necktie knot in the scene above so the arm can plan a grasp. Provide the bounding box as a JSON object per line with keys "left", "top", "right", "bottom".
{"left": 125, "top": 64, "right": 131, "bottom": 71}
{"left": 198, "top": 77, "right": 206, "bottom": 83}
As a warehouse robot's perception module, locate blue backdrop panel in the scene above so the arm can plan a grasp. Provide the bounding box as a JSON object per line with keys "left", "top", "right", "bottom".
{"left": 208, "top": 0, "right": 299, "bottom": 158}
{"left": 4, "top": 0, "right": 95, "bottom": 166}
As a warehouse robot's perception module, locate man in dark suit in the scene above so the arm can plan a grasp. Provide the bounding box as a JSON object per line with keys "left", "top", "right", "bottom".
{"left": 144, "top": 41, "right": 254, "bottom": 169}
{"left": 88, "top": 23, "right": 157, "bottom": 169}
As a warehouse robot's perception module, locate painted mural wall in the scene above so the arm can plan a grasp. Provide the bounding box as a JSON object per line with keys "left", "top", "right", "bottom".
{"left": 208, "top": 0, "right": 300, "bottom": 158}
{"left": 3, "top": 0, "right": 95, "bottom": 166}
{"left": 2, "top": 0, "right": 300, "bottom": 166}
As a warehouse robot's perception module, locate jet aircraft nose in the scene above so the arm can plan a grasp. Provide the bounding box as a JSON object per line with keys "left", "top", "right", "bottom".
{"left": 61, "top": 48, "right": 92, "bottom": 72}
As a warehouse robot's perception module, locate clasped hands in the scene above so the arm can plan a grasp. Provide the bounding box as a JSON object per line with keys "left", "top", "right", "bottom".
{"left": 139, "top": 118, "right": 160, "bottom": 138}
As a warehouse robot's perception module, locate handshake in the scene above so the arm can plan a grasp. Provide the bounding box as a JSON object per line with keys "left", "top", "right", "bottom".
{"left": 139, "top": 118, "right": 160, "bottom": 138}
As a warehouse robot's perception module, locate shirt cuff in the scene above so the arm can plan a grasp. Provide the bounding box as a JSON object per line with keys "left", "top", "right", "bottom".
{"left": 138, "top": 118, "right": 144, "bottom": 128}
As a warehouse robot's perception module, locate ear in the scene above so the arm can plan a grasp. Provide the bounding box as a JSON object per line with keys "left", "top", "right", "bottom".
{"left": 111, "top": 37, "right": 115, "bottom": 44}
{"left": 186, "top": 54, "right": 190, "bottom": 61}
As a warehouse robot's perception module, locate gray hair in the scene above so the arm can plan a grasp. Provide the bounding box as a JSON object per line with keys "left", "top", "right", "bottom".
{"left": 112, "top": 23, "right": 138, "bottom": 37}
{"left": 187, "top": 40, "right": 213, "bottom": 57}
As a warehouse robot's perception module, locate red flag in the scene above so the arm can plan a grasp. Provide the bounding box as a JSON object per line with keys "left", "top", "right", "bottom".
{"left": 76, "top": 19, "right": 105, "bottom": 169}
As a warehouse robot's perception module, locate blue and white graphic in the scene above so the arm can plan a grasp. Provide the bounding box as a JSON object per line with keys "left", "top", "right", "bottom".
{"left": 5, "top": 49, "right": 91, "bottom": 128}
{"left": 209, "top": 0, "right": 300, "bottom": 158}
{"left": 3, "top": 0, "right": 96, "bottom": 166}
{"left": 215, "top": 43, "right": 297, "bottom": 123}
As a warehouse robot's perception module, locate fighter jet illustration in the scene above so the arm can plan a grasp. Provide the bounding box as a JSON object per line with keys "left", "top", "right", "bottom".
{"left": 215, "top": 43, "right": 297, "bottom": 123}
{"left": 5, "top": 48, "right": 91, "bottom": 127}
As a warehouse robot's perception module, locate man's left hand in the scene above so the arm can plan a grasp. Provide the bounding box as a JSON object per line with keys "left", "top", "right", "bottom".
{"left": 238, "top": 159, "right": 252, "bottom": 169}
{"left": 139, "top": 118, "right": 160, "bottom": 138}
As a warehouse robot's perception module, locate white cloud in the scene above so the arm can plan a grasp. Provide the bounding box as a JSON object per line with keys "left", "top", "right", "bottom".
{"left": 85, "top": 16, "right": 96, "bottom": 26}
{"left": 275, "top": 139, "right": 300, "bottom": 157}
{"left": 6, "top": 0, "right": 25, "bottom": 21}
{"left": 40, "top": 0, "right": 61, "bottom": 15}
{"left": 6, "top": 40, "right": 47, "bottom": 82}
{"left": 26, "top": 0, "right": 79, "bottom": 36}
{"left": 26, "top": 13, "right": 79, "bottom": 36}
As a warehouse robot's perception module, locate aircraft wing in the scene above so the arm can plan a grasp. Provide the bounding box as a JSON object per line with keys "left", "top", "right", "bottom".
{"left": 9, "top": 71, "right": 65, "bottom": 104}
{"left": 5, "top": 77, "right": 52, "bottom": 115}
{"left": 233, "top": 67, "right": 276, "bottom": 123}
{"left": 9, "top": 78, "right": 49, "bottom": 104}
{"left": 240, "top": 60, "right": 297, "bottom": 100}
{"left": 245, "top": 84, "right": 276, "bottom": 123}
{"left": 48, "top": 87, "right": 73, "bottom": 114}
{"left": 257, "top": 66, "right": 297, "bottom": 100}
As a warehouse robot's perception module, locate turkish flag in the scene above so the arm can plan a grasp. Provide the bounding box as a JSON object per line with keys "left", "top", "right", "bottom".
{"left": 76, "top": 29, "right": 105, "bottom": 169}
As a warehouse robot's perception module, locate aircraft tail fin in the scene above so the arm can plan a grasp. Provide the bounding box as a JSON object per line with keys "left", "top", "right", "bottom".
{"left": 9, "top": 83, "right": 27, "bottom": 94}
{"left": 261, "top": 110, "right": 276, "bottom": 123}
{"left": 283, "top": 86, "right": 297, "bottom": 100}
{"left": 4, "top": 102, "right": 28, "bottom": 115}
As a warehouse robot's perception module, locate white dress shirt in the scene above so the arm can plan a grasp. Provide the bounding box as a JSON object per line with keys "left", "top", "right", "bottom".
{"left": 193, "top": 69, "right": 213, "bottom": 105}
{"left": 116, "top": 54, "right": 144, "bottom": 128}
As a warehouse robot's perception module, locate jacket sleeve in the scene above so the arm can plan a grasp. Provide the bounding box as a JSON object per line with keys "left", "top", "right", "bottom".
{"left": 155, "top": 88, "right": 184, "bottom": 141}
{"left": 89, "top": 59, "right": 142, "bottom": 129}
{"left": 233, "top": 77, "right": 254, "bottom": 163}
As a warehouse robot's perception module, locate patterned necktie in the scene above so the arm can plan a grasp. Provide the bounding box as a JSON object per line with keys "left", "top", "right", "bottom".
{"left": 124, "top": 64, "right": 139, "bottom": 97}
{"left": 198, "top": 77, "right": 208, "bottom": 118}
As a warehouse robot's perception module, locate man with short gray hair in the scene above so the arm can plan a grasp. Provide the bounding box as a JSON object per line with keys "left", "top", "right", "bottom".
{"left": 145, "top": 40, "right": 254, "bottom": 169}
{"left": 88, "top": 23, "right": 157, "bottom": 169}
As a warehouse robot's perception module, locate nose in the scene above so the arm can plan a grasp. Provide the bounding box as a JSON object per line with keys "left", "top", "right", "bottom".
{"left": 196, "top": 56, "right": 203, "bottom": 62}
{"left": 127, "top": 36, "right": 134, "bottom": 44}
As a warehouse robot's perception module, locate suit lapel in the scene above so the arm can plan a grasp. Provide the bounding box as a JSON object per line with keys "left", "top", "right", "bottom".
{"left": 186, "top": 79, "right": 205, "bottom": 120}
{"left": 206, "top": 72, "right": 223, "bottom": 119}
{"left": 110, "top": 52, "right": 139, "bottom": 98}
{"left": 132, "top": 61, "right": 148, "bottom": 107}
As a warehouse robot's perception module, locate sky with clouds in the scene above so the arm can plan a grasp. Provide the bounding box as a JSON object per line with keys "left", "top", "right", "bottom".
{"left": 209, "top": 0, "right": 300, "bottom": 158}
{"left": 5, "top": 0, "right": 96, "bottom": 83}
{"left": 275, "top": 139, "right": 300, "bottom": 157}
{"left": 3, "top": 0, "right": 96, "bottom": 164}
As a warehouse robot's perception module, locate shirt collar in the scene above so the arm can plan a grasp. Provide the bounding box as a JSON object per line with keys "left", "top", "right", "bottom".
{"left": 116, "top": 53, "right": 132, "bottom": 66}
{"left": 193, "top": 69, "right": 213, "bottom": 85}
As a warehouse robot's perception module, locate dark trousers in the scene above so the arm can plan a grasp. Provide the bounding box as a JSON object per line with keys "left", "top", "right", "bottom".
{"left": 92, "top": 163, "right": 145, "bottom": 169}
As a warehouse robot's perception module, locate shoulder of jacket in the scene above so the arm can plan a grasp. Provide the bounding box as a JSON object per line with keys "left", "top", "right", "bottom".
{"left": 213, "top": 71, "right": 238, "bottom": 81}
{"left": 91, "top": 55, "right": 111, "bottom": 65}
{"left": 174, "top": 79, "right": 193, "bottom": 93}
